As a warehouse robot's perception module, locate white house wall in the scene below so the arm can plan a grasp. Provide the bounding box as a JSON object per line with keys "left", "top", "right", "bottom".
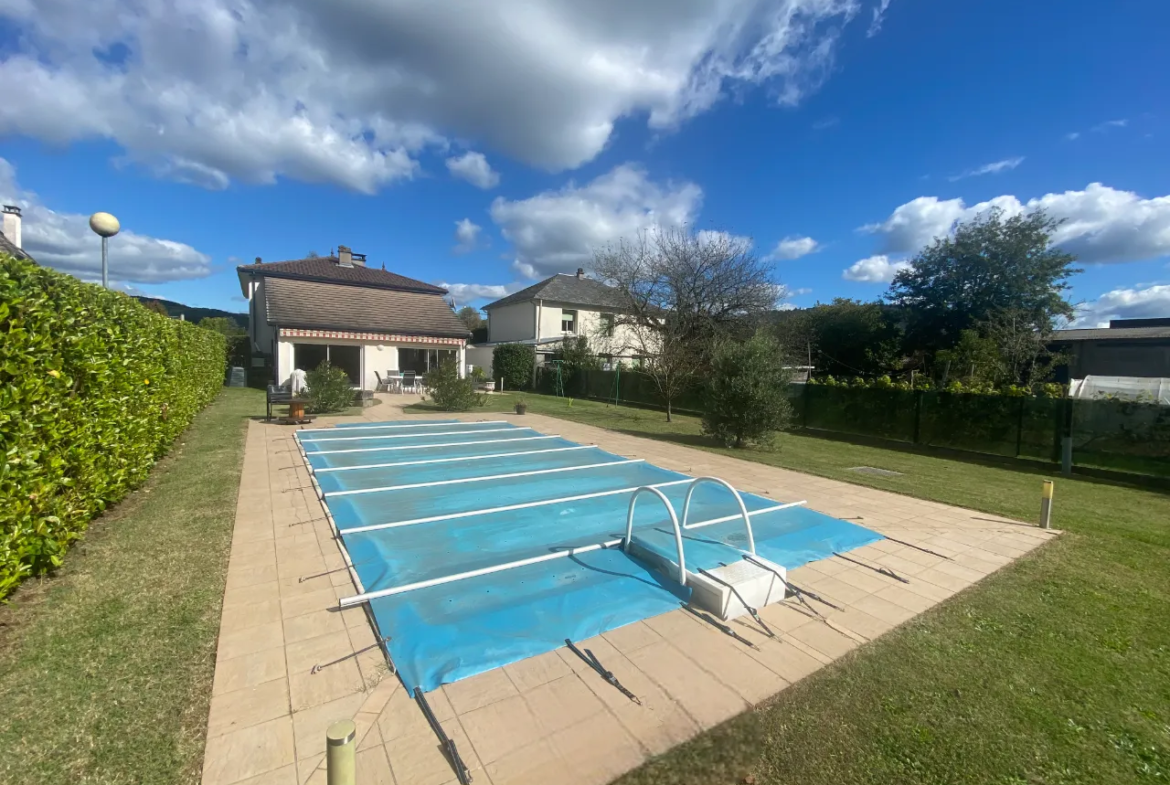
{"left": 487, "top": 302, "right": 536, "bottom": 342}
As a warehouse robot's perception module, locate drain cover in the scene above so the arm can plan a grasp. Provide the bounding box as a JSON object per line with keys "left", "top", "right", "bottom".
{"left": 848, "top": 466, "right": 903, "bottom": 477}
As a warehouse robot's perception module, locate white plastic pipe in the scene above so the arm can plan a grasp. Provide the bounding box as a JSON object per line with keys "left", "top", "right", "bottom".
{"left": 341, "top": 478, "right": 693, "bottom": 534}
{"left": 323, "top": 459, "right": 643, "bottom": 498}
{"left": 681, "top": 476, "right": 757, "bottom": 555}
{"left": 314, "top": 445, "right": 597, "bottom": 473}
{"left": 304, "top": 435, "right": 557, "bottom": 456}
{"left": 298, "top": 427, "right": 529, "bottom": 444}
{"left": 623, "top": 485, "right": 686, "bottom": 586}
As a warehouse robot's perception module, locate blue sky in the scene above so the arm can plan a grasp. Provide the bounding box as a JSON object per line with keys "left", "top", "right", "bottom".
{"left": 1, "top": 0, "right": 1167, "bottom": 326}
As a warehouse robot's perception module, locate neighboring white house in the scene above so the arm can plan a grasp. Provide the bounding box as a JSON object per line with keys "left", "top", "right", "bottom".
{"left": 237, "top": 247, "right": 470, "bottom": 390}
{"left": 469, "top": 268, "right": 644, "bottom": 376}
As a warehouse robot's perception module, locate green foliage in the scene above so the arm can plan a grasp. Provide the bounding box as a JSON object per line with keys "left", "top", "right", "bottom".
{"left": 0, "top": 253, "right": 226, "bottom": 599}
{"left": 492, "top": 343, "right": 535, "bottom": 390}
{"left": 423, "top": 360, "right": 484, "bottom": 411}
{"left": 935, "top": 329, "right": 1005, "bottom": 385}
{"left": 304, "top": 362, "right": 353, "bottom": 413}
{"left": 551, "top": 335, "right": 602, "bottom": 392}
{"left": 702, "top": 332, "right": 793, "bottom": 447}
{"left": 809, "top": 374, "right": 1066, "bottom": 398}
{"left": 198, "top": 316, "right": 245, "bottom": 337}
{"left": 456, "top": 305, "right": 485, "bottom": 331}
{"left": 889, "top": 208, "right": 1080, "bottom": 356}
{"left": 775, "top": 299, "right": 904, "bottom": 378}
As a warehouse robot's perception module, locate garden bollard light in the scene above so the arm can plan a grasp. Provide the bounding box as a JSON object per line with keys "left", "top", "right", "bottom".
{"left": 1039, "top": 480, "right": 1054, "bottom": 530}
{"left": 326, "top": 720, "right": 356, "bottom": 785}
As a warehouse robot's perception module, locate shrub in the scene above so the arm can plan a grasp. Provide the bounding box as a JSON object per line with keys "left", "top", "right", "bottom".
{"left": 423, "top": 360, "right": 484, "bottom": 411}
{"left": 702, "top": 333, "right": 793, "bottom": 448}
{"left": 305, "top": 362, "right": 354, "bottom": 413}
{"left": 0, "top": 252, "right": 226, "bottom": 599}
{"left": 492, "top": 343, "right": 535, "bottom": 391}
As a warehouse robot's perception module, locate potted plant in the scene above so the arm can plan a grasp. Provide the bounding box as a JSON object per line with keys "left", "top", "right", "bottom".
{"left": 515, "top": 398, "right": 528, "bottom": 415}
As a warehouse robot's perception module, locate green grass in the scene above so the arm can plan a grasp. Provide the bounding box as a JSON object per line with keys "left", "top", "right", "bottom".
{"left": 412, "top": 393, "right": 1170, "bottom": 785}
{"left": 0, "top": 388, "right": 264, "bottom": 785}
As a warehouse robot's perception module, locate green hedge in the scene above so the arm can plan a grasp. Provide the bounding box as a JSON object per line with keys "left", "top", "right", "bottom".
{"left": 0, "top": 253, "right": 227, "bottom": 598}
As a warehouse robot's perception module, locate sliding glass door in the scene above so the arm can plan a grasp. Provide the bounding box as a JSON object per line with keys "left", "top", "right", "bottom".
{"left": 293, "top": 343, "right": 362, "bottom": 386}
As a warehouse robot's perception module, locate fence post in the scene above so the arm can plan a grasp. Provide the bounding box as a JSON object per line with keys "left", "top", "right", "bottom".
{"left": 1061, "top": 397, "right": 1074, "bottom": 476}
{"left": 801, "top": 381, "right": 811, "bottom": 429}
{"left": 1015, "top": 396, "right": 1025, "bottom": 458}
{"left": 912, "top": 389, "right": 923, "bottom": 444}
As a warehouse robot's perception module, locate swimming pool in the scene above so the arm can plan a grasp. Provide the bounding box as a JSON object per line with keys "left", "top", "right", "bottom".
{"left": 296, "top": 419, "right": 881, "bottom": 693}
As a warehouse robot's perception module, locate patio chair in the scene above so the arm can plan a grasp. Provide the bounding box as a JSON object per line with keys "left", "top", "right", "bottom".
{"left": 265, "top": 383, "right": 293, "bottom": 421}
{"left": 373, "top": 370, "right": 388, "bottom": 392}
{"left": 401, "top": 370, "right": 417, "bottom": 393}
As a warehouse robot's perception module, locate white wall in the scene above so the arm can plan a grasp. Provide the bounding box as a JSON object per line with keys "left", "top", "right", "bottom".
{"left": 248, "top": 278, "right": 276, "bottom": 355}
{"left": 466, "top": 345, "right": 494, "bottom": 378}
{"left": 487, "top": 302, "right": 536, "bottom": 342}
{"left": 537, "top": 302, "right": 643, "bottom": 358}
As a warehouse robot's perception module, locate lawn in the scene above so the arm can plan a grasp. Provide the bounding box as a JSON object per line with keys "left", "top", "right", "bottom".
{"left": 0, "top": 387, "right": 264, "bottom": 785}
{"left": 411, "top": 392, "right": 1170, "bottom": 785}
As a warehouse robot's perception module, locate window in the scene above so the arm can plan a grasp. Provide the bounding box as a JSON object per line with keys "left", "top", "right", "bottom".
{"left": 599, "top": 313, "right": 615, "bottom": 337}
{"left": 292, "top": 344, "right": 360, "bottom": 385}
{"left": 561, "top": 309, "right": 577, "bottom": 333}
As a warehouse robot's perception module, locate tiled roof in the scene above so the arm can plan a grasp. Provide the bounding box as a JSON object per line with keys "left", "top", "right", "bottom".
{"left": 264, "top": 277, "right": 469, "bottom": 338}
{"left": 238, "top": 256, "right": 447, "bottom": 294}
{"left": 1052, "top": 326, "right": 1170, "bottom": 341}
{"left": 483, "top": 273, "right": 626, "bottom": 311}
{"left": 0, "top": 231, "right": 30, "bottom": 261}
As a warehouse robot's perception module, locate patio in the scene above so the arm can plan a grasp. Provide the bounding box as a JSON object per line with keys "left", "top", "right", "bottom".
{"left": 201, "top": 393, "right": 1057, "bottom": 785}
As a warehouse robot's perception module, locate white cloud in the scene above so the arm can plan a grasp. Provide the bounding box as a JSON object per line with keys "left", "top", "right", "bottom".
{"left": 862, "top": 183, "right": 1170, "bottom": 265}
{"left": 490, "top": 163, "right": 702, "bottom": 278}
{"left": 947, "top": 156, "right": 1024, "bottom": 182}
{"left": 1071, "top": 284, "right": 1170, "bottom": 327}
{"left": 438, "top": 282, "right": 512, "bottom": 305}
{"left": 1092, "top": 118, "right": 1128, "bottom": 132}
{"left": 867, "top": 0, "right": 892, "bottom": 37}
{"left": 446, "top": 152, "right": 500, "bottom": 189}
{"left": 791, "top": 286, "right": 813, "bottom": 295}
{"left": 1065, "top": 131, "right": 1081, "bottom": 141}
{"left": 768, "top": 235, "right": 819, "bottom": 260}
{"left": 0, "top": 157, "right": 212, "bottom": 284}
{"left": 842, "top": 254, "right": 910, "bottom": 283}
{"left": 452, "top": 218, "right": 482, "bottom": 254}
{"left": 0, "top": 0, "right": 874, "bottom": 192}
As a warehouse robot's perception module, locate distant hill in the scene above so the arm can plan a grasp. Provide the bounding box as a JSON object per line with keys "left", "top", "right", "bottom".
{"left": 133, "top": 296, "right": 247, "bottom": 328}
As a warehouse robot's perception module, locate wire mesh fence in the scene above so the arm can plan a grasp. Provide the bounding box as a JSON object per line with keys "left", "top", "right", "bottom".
{"left": 530, "top": 365, "right": 1170, "bottom": 478}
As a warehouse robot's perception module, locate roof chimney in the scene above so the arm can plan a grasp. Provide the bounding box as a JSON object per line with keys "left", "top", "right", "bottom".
{"left": 254, "top": 256, "right": 262, "bottom": 264}
{"left": 2, "top": 205, "right": 21, "bottom": 250}
{"left": 337, "top": 245, "right": 352, "bottom": 268}
{"left": 576, "top": 267, "right": 584, "bottom": 279}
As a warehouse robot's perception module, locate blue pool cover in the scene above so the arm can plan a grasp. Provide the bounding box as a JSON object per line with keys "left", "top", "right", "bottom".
{"left": 297, "top": 419, "right": 882, "bottom": 692}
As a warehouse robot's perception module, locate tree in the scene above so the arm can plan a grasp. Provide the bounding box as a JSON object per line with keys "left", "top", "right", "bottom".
{"left": 550, "top": 335, "right": 601, "bottom": 393}
{"left": 982, "top": 307, "right": 1065, "bottom": 387}
{"left": 457, "top": 306, "right": 485, "bottom": 332}
{"left": 142, "top": 299, "right": 170, "bottom": 317}
{"left": 199, "top": 316, "right": 245, "bottom": 337}
{"left": 702, "top": 332, "right": 794, "bottom": 448}
{"left": 305, "top": 362, "right": 353, "bottom": 413}
{"left": 888, "top": 208, "right": 1079, "bottom": 357}
{"left": 492, "top": 343, "right": 534, "bottom": 391}
{"left": 774, "top": 299, "right": 903, "bottom": 378}
{"left": 593, "top": 226, "right": 779, "bottom": 418}
{"left": 934, "top": 329, "right": 1004, "bottom": 386}
{"left": 423, "top": 359, "right": 483, "bottom": 411}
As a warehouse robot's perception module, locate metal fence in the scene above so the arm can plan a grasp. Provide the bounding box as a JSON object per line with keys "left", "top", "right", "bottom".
{"left": 532, "top": 367, "right": 1170, "bottom": 478}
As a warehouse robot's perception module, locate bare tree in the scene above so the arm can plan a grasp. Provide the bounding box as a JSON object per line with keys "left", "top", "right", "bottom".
{"left": 593, "top": 226, "right": 779, "bottom": 419}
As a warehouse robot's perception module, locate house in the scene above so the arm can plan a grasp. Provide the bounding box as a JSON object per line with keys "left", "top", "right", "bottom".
{"left": 237, "top": 246, "right": 470, "bottom": 390}
{"left": 472, "top": 268, "right": 643, "bottom": 372}
{"left": 1052, "top": 318, "right": 1170, "bottom": 379}
{"left": 1, "top": 205, "right": 28, "bottom": 260}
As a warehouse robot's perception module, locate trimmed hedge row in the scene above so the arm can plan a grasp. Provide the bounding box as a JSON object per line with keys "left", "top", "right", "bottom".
{"left": 0, "top": 253, "right": 227, "bottom": 598}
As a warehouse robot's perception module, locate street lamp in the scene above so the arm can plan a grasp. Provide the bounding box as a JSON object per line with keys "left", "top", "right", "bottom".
{"left": 89, "top": 212, "right": 120, "bottom": 289}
